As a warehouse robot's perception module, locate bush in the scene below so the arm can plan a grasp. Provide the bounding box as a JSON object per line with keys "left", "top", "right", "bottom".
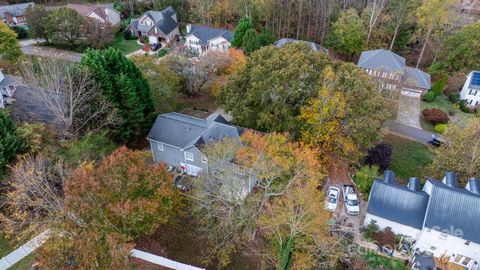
{"left": 123, "top": 30, "right": 133, "bottom": 40}
{"left": 434, "top": 124, "right": 447, "bottom": 134}
{"left": 459, "top": 100, "right": 472, "bottom": 113}
{"left": 365, "top": 143, "right": 392, "bottom": 170}
{"left": 361, "top": 220, "right": 379, "bottom": 242}
{"left": 11, "top": 26, "right": 28, "bottom": 39}
{"left": 448, "top": 92, "right": 460, "bottom": 103}
{"left": 354, "top": 165, "right": 379, "bottom": 194}
{"left": 422, "top": 108, "right": 449, "bottom": 125}
{"left": 422, "top": 91, "right": 436, "bottom": 102}
{"left": 431, "top": 75, "right": 448, "bottom": 96}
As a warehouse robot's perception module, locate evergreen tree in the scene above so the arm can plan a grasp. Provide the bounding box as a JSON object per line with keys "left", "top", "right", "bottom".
{"left": 242, "top": 28, "right": 260, "bottom": 55}
{"left": 0, "top": 111, "right": 24, "bottom": 175}
{"left": 231, "top": 17, "right": 254, "bottom": 47}
{"left": 257, "top": 28, "right": 276, "bottom": 47}
{"left": 80, "top": 48, "right": 155, "bottom": 143}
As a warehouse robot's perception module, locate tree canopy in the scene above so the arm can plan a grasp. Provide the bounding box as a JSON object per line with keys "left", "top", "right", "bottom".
{"left": 325, "top": 8, "right": 366, "bottom": 58}
{"left": 0, "top": 111, "right": 24, "bottom": 176}
{"left": 44, "top": 7, "right": 84, "bottom": 47}
{"left": 80, "top": 48, "right": 155, "bottom": 143}
{"left": 231, "top": 16, "right": 254, "bottom": 47}
{"left": 0, "top": 22, "right": 22, "bottom": 62}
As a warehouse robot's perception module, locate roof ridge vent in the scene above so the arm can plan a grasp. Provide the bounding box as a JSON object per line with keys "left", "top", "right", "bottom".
{"left": 408, "top": 177, "right": 420, "bottom": 191}
{"left": 442, "top": 171, "right": 457, "bottom": 188}
{"left": 466, "top": 178, "right": 480, "bottom": 195}
{"left": 383, "top": 170, "right": 395, "bottom": 184}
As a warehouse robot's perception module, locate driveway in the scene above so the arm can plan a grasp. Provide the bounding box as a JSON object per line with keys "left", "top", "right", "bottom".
{"left": 384, "top": 121, "right": 436, "bottom": 145}
{"left": 396, "top": 94, "right": 422, "bottom": 129}
{"left": 20, "top": 39, "right": 82, "bottom": 62}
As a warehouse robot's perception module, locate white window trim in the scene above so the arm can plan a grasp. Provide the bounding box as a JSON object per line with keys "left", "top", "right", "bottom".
{"left": 185, "top": 151, "right": 194, "bottom": 161}
{"left": 157, "top": 143, "right": 164, "bottom": 151}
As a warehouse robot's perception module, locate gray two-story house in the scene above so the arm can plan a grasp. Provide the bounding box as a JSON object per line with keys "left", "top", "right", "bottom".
{"left": 147, "top": 112, "right": 244, "bottom": 176}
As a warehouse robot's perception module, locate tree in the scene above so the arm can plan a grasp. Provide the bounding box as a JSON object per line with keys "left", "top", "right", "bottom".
{"left": 25, "top": 5, "right": 51, "bottom": 43}
{"left": 431, "top": 75, "right": 448, "bottom": 96}
{"left": 364, "top": 143, "right": 392, "bottom": 170}
{"left": 231, "top": 16, "right": 254, "bottom": 47}
{"left": 82, "top": 18, "right": 115, "bottom": 49}
{"left": 10, "top": 26, "right": 28, "bottom": 39}
{"left": 258, "top": 178, "right": 340, "bottom": 270}
{"left": 241, "top": 28, "right": 260, "bottom": 54}
{"left": 131, "top": 55, "right": 182, "bottom": 112}
{"left": 415, "top": 0, "right": 461, "bottom": 68}
{"left": 354, "top": 165, "right": 380, "bottom": 194}
{"left": 364, "top": 0, "right": 387, "bottom": 45}
{"left": 21, "top": 58, "right": 116, "bottom": 138}
{"left": 427, "top": 120, "right": 480, "bottom": 183}
{"left": 257, "top": 28, "right": 276, "bottom": 47}
{"left": 386, "top": 0, "right": 416, "bottom": 50}
{"left": 422, "top": 108, "right": 449, "bottom": 125}
{"left": 2, "top": 147, "right": 182, "bottom": 268}
{"left": 45, "top": 7, "right": 84, "bottom": 47}
{"left": 218, "top": 43, "right": 331, "bottom": 132}
{"left": 325, "top": 8, "right": 365, "bottom": 59}
{"left": 0, "top": 111, "right": 24, "bottom": 175}
{"left": 80, "top": 48, "right": 155, "bottom": 143}
{"left": 432, "top": 23, "right": 480, "bottom": 73}
{"left": 0, "top": 22, "right": 22, "bottom": 62}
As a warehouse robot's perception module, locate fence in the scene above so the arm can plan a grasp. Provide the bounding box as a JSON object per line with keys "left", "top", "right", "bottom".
{"left": 0, "top": 230, "right": 50, "bottom": 270}
{"left": 131, "top": 249, "right": 205, "bottom": 270}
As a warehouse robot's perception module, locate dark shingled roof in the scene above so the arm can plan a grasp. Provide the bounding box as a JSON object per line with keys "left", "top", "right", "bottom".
{"left": 185, "top": 25, "right": 234, "bottom": 46}
{"left": 147, "top": 113, "right": 242, "bottom": 150}
{"left": 129, "top": 6, "right": 178, "bottom": 36}
{"left": 367, "top": 179, "right": 430, "bottom": 230}
{"left": 424, "top": 179, "right": 480, "bottom": 243}
{"left": 273, "top": 38, "right": 328, "bottom": 54}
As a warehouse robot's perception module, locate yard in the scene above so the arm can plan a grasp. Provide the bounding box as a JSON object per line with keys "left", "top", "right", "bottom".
{"left": 382, "top": 135, "right": 434, "bottom": 182}
{"left": 363, "top": 252, "right": 408, "bottom": 270}
{"left": 420, "top": 95, "right": 475, "bottom": 132}
{"left": 108, "top": 35, "right": 142, "bottom": 55}
{"left": 0, "top": 234, "right": 35, "bottom": 269}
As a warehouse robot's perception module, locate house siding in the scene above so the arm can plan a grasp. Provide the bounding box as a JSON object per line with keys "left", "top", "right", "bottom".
{"left": 150, "top": 140, "right": 184, "bottom": 168}
{"left": 183, "top": 146, "right": 208, "bottom": 172}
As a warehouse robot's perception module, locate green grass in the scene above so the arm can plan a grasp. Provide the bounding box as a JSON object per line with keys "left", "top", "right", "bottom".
{"left": 108, "top": 35, "right": 142, "bottom": 55}
{"left": 363, "top": 252, "right": 408, "bottom": 270}
{"left": 382, "top": 134, "right": 434, "bottom": 182}
{"left": 421, "top": 95, "right": 475, "bottom": 130}
{"left": 0, "top": 234, "right": 35, "bottom": 269}
{"left": 156, "top": 48, "right": 169, "bottom": 58}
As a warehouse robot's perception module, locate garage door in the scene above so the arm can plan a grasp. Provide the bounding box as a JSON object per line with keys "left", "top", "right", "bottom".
{"left": 401, "top": 88, "right": 422, "bottom": 97}
{"left": 186, "top": 164, "right": 203, "bottom": 176}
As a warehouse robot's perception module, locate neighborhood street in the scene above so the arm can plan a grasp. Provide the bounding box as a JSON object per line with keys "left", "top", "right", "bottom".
{"left": 19, "top": 39, "right": 82, "bottom": 62}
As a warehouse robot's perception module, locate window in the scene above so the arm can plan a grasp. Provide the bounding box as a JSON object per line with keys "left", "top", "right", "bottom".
{"left": 201, "top": 156, "right": 207, "bottom": 164}
{"left": 184, "top": 151, "right": 194, "bottom": 161}
{"left": 157, "top": 143, "right": 164, "bottom": 151}
{"left": 430, "top": 246, "right": 437, "bottom": 251}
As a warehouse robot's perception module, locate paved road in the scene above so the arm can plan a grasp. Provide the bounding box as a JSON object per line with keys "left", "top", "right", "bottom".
{"left": 20, "top": 39, "right": 82, "bottom": 62}
{"left": 385, "top": 121, "right": 437, "bottom": 145}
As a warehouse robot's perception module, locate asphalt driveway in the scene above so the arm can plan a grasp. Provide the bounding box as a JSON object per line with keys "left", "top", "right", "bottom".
{"left": 396, "top": 94, "right": 422, "bottom": 129}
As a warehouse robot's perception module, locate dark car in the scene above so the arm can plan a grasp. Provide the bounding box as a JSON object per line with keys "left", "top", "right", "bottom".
{"left": 151, "top": 43, "right": 162, "bottom": 51}
{"left": 428, "top": 134, "right": 444, "bottom": 147}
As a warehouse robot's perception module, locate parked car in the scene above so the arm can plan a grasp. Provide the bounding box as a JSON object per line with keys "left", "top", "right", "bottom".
{"left": 325, "top": 186, "right": 340, "bottom": 212}
{"left": 151, "top": 43, "right": 162, "bottom": 51}
{"left": 342, "top": 185, "right": 360, "bottom": 215}
{"left": 428, "top": 134, "right": 444, "bottom": 147}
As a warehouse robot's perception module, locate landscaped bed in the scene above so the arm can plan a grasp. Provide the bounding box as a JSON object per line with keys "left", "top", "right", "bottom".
{"left": 421, "top": 95, "right": 475, "bottom": 131}
{"left": 362, "top": 252, "right": 408, "bottom": 270}
{"left": 382, "top": 134, "right": 434, "bottom": 182}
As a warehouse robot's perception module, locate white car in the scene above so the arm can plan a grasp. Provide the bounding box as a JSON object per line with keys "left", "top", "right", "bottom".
{"left": 325, "top": 186, "right": 340, "bottom": 212}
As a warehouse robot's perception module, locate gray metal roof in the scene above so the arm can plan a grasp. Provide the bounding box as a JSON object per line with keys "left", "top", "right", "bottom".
{"left": 0, "top": 2, "right": 34, "bottom": 19}
{"left": 273, "top": 38, "right": 328, "bottom": 54}
{"left": 147, "top": 112, "right": 242, "bottom": 150}
{"left": 403, "top": 67, "right": 431, "bottom": 90}
{"left": 128, "top": 6, "right": 178, "bottom": 35}
{"left": 358, "top": 49, "right": 406, "bottom": 74}
{"left": 367, "top": 179, "right": 430, "bottom": 230}
{"left": 424, "top": 179, "right": 480, "bottom": 243}
{"left": 185, "top": 25, "right": 234, "bottom": 46}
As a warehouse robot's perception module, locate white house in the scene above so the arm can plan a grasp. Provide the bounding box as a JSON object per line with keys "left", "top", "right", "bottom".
{"left": 0, "top": 70, "right": 17, "bottom": 109}
{"left": 128, "top": 6, "right": 180, "bottom": 44}
{"left": 460, "top": 71, "right": 480, "bottom": 107}
{"left": 67, "top": 4, "right": 121, "bottom": 26}
{"left": 184, "top": 24, "right": 234, "bottom": 54}
{"left": 365, "top": 171, "right": 480, "bottom": 270}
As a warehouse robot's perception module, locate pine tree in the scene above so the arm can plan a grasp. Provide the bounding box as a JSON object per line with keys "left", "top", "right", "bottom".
{"left": 80, "top": 48, "right": 155, "bottom": 143}
{"left": 242, "top": 28, "right": 260, "bottom": 55}
{"left": 0, "top": 111, "right": 24, "bottom": 175}
{"left": 231, "top": 17, "right": 254, "bottom": 47}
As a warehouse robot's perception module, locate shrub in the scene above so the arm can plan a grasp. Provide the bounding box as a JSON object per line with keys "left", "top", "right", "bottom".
{"left": 11, "top": 26, "right": 28, "bottom": 39}
{"left": 422, "top": 91, "right": 436, "bottom": 102}
{"left": 422, "top": 108, "right": 449, "bottom": 125}
{"left": 448, "top": 92, "right": 460, "bottom": 103}
{"left": 123, "top": 30, "right": 132, "bottom": 40}
{"left": 431, "top": 75, "right": 448, "bottom": 96}
{"left": 354, "top": 165, "right": 380, "bottom": 194}
{"left": 361, "top": 220, "right": 379, "bottom": 242}
{"left": 365, "top": 143, "right": 392, "bottom": 170}
{"left": 434, "top": 124, "right": 448, "bottom": 134}
{"left": 459, "top": 100, "right": 472, "bottom": 113}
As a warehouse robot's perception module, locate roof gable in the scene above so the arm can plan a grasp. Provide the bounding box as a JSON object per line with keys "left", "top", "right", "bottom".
{"left": 185, "top": 25, "right": 234, "bottom": 45}
{"left": 358, "top": 49, "right": 406, "bottom": 74}
{"left": 403, "top": 67, "right": 431, "bottom": 90}
{"left": 273, "top": 38, "right": 328, "bottom": 54}
{"left": 0, "top": 2, "right": 34, "bottom": 18}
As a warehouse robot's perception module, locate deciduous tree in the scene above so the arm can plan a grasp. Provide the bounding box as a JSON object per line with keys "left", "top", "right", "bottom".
{"left": 25, "top": 5, "right": 50, "bottom": 43}
{"left": 81, "top": 18, "right": 115, "bottom": 49}
{"left": 45, "top": 7, "right": 84, "bottom": 47}
{"left": 325, "top": 8, "right": 366, "bottom": 59}
{"left": 0, "top": 22, "right": 22, "bottom": 62}
{"left": 364, "top": 143, "right": 392, "bottom": 170}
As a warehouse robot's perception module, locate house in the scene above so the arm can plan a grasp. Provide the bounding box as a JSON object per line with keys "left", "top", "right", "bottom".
{"left": 274, "top": 38, "right": 328, "bottom": 54}
{"left": 66, "top": 3, "right": 121, "bottom": 26}
{"left": 0, "top": 2, "right": 34, "bottom": 27}
{"left": 0, "top": 70, "right": 17, "bottom": 109}
{"left": 460, "top": 71, "right": 480, "bottom": 107}
{"left": 127, "top": 6, "right": 179, "bottom": 44}
{"left": 184, "top": 24, "right": 234, "bottom": 54}
{"left": 357, "top": 49, "right": 431, "bottom": 97}
{"left": 365, "top": 171, "right": 480, "bottom": 270}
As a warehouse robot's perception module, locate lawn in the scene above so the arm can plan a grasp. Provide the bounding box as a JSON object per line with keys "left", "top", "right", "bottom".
{"left": 421, "top": 95, "right": 475, "bottom": 131}
{"left": 363, "top": 252, "right": 408, "bottom": 270}
{"left": 0, "top": 234, "right": 35, "bottom": 269}
{"left": 382, "top": 134, "right": 434, "bottom": 182}
{"left": 108, "top": 35, "right": 142, "bottom": 55}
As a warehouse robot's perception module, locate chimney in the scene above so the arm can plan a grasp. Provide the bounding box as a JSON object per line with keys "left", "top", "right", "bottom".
{"left": 383, "top": 170, "right": 395, "bottom": 184}
{"left": 442, "top": 171, "right": 457, "bottom": 188}
{"left": 466, "top": 178, "right": 480, "bottom": 195}
{"left": 186, "top": 24, "right": 192, "bottom": 34}
{"left": 408, "top": 177, "right": 420, "bottom": 191}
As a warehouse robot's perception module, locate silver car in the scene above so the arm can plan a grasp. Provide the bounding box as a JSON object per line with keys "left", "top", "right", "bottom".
{"left": 325, "top": 186, "right": 340, "bottom": 212}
